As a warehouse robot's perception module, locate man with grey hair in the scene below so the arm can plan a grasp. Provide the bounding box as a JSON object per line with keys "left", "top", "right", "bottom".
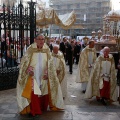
{"left": 76, "top": 40, "right": 97, "bottom": 93}
{"left": 51, "top": 44, "right": 67, "bottom": 98}
{"left": 17, "top": 34, "right": 64, "bottom": 116}
{"left": 85, "top": 46, "right": 118, "bottom": 105}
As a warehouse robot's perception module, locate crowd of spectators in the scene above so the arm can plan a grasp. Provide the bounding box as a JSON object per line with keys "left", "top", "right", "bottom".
{"left": 0, "top": 32, "right": 30, "bottom": 68}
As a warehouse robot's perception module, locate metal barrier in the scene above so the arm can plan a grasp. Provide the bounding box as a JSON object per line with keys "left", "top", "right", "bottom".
{"left": 0, "top": 0, "right": 36, "bottom": 90}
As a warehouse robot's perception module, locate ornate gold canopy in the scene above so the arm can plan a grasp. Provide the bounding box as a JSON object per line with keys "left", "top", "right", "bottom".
{"left": 103, "top": 10, "right": 120, "bottom": 21}
{"left": 36, "top": 7, "right": 76, "bottom": 29}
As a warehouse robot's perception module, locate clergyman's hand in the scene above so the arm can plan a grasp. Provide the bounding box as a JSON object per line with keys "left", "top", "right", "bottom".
{"left": 43, "top": 74, "right": 48, "bottom": 80}
{"left": 56, "top": 70, "right": 60, "bottom": 75}
{"left": 26, "top": 66, "right": 34, "bottom": 76}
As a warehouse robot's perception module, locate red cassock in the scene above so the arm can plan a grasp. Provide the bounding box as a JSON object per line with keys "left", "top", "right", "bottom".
{"left": 100, "top": 80, "right": 110, "bottom": 100}
{"left": 30, "top": 91, "right": 49, "bottom": 116}
{"left": 30, "top": 77, "right": 49, "bottom": 116}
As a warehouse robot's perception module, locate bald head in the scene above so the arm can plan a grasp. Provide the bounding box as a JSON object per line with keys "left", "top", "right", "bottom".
{"left": 35, "top": 34, "right": 45, "bottom": 39}
{"left": 53, "top": 45, "right": 59, "bottom": 54}
{"left": 103, "top": 46, "right": 110, "bottom": 56}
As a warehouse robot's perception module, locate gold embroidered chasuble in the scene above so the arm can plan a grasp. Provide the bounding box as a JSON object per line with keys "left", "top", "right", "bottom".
{"left": 76, "top": 45, "right": 97, "bottom": 83}
{"left": 17, "top": 43, "right": 64, "bottom": 114}
{"left": 51, "top": 51, "right": 65, "bottom": 83}
{"left": 85, "top": 54, "right": 118, "bottom": 101}
{"left": 51, "top": 51, "right": 67, "bottom": 97}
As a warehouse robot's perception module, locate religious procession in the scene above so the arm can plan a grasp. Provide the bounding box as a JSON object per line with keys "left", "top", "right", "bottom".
{"left": 0, "top": 0, "right": 120, "bottom": 120}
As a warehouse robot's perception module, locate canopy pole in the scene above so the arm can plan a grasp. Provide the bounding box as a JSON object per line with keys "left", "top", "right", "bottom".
{"left": 50, "top": 9, "right": 54, "bottom": 38}
{"left": 49, "top": 24, "right": 51, "bottom": 38}
{"left": 59, "top": 26, "right": 60, "bottom": 38}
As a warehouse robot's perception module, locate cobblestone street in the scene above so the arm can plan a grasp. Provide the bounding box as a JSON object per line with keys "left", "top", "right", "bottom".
{"left": 0, "top": 64, "right": 120, "bottom": 120}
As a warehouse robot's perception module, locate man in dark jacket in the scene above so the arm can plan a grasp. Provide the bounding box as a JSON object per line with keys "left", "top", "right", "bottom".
{"left": 60, "top": 37, "right": 67, "bottom": 61}
{"left": 67, "top": 40, "right": 74, "bottom": 74}
{"left": 74, "top": 41, "right": 81, "bottom": 64}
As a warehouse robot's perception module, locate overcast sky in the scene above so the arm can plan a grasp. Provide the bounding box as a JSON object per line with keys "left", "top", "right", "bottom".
{"left": 41, "top": 0, "right": 49, "bottom": 7}
{"left": 112, "top": 0, "right": 120, "bottom": 10}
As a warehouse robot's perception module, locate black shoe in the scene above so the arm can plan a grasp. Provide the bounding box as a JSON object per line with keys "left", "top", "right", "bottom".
{"left": 82, "top": 90, "right": 86, "bottom": 93}
{"left": 117, "top": 97, "right": 119, "bottom": 101}
{"left": 101, "top": 99, "right": 107, "bottom": 106}
{"left": 97, "top": 98, "right": 101, "bottom": 102}
{"left": 28, "top": 113, "right": 34, "bottom": 117}
{"left": 70, "top": 72, "right": 72, "bottom": 74}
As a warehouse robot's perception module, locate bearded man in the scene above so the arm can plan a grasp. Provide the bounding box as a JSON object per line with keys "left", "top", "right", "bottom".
{"left": 17, "top": 34, "right": 64, "bottom": 116}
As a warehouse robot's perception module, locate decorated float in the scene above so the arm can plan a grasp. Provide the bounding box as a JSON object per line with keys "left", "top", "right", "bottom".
{"left": 94, "top": 9, "right": 120, "bottom": 53}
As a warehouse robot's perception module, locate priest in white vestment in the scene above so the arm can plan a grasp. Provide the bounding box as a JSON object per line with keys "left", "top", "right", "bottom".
{"left": 76, "top": 40, "right": 97, "bottom": 93}
{"left": 51, "top": 44, "right": 67, "bottom": 98}
{"left": 85, "top": 47, "right": 117, "bottom": 105}
{"left": 17, "top": 34, "right": 64, "bottom": 116}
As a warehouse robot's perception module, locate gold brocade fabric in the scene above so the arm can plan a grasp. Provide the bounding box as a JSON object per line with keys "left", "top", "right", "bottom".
{"left": 17, "top": 43, "right": 64, "bottom": 113}
{"left": 77, "top": 46, "right": 97, "bottom": 83}
{"left": 36, "top": 8, "right": 76, "bottom": 29}
{"left": 48, "top": 56, "right": 64, "bottom": 110}
{"left": 51, "top": 52, "right": 65, "bottom": 83}
{"left": 85, "top": 54, "right": 117, "bottom": 101}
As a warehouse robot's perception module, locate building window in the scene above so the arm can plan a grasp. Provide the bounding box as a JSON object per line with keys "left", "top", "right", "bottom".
{"left": 97, "top": 2, "right": 101, "bottom": 7}
{"left": 76, "top": 4, "right": 80, "bottom": 8}
{"left": 57, "top": 5, "right": 60, "bottom": 9}
{"left": 96, "top": 13, "right": 100, "bottom": 17}
{"left": 67, "top": 5, "right": 71, "bottom": 9}
{"left": 96, "top": 19, "right": 101, "bottom": 24}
